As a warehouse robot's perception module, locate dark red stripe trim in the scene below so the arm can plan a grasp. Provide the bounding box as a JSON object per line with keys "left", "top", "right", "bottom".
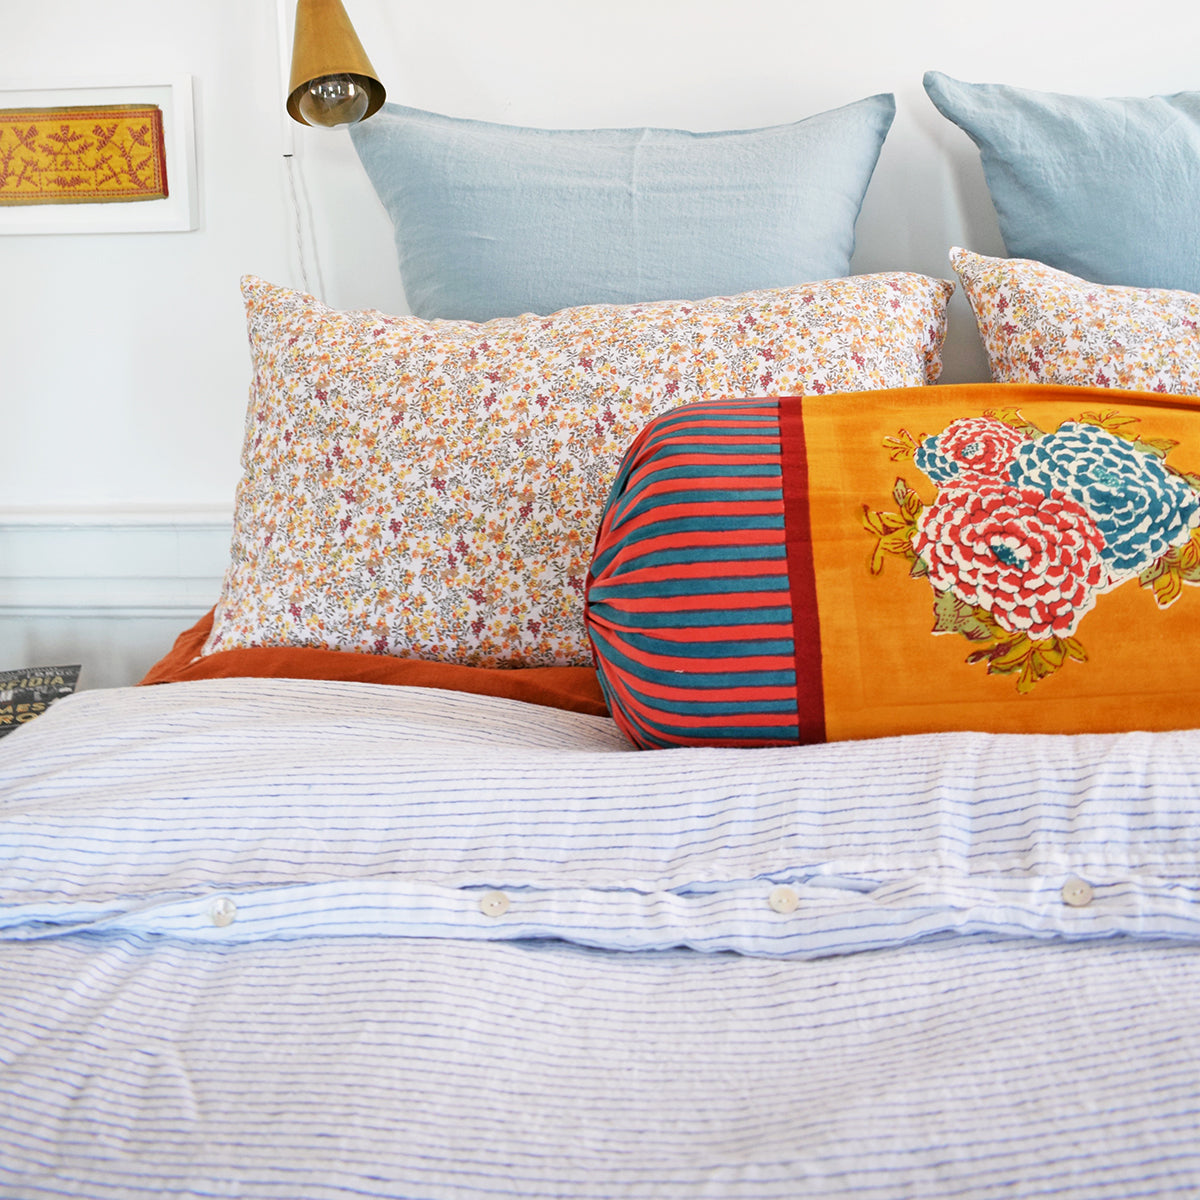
{"left": 777, "top": 396, "right": 826, "bottom": 744}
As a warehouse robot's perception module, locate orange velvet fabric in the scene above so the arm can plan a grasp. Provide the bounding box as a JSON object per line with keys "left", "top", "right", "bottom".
{"left": 804, "top": 381, "right": 1200, "bottom": 739}
{"left": 140, "top": 608, "right": 610, "bottom": 718}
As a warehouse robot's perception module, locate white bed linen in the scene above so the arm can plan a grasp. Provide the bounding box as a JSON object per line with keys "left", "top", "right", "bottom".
{"left": 2, "top": 680, "right": 1200, "bottom": 956}
{"left": 1, "top": 679, "right": 1199, "bottom": 1198}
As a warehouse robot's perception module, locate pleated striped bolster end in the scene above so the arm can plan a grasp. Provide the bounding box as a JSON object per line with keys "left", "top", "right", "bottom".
{"left": 585, "top": 397, "right": 823, "bottom": 749}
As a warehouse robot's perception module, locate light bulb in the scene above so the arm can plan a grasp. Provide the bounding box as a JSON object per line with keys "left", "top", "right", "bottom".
{"left": 298, "top": 73, "right": 370, "bottom": 127}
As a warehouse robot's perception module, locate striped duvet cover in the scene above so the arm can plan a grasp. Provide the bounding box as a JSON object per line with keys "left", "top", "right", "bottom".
{"left": 1, "top": 678, "right": 1199, "bottom": 1197}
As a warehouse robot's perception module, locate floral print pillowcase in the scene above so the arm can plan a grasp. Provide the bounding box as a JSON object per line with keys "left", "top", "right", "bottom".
{"left": 204, "top": 273, "right": 953, "bottom": 669}
{"left": 952, "top": 247, "right": 1200, "bottom": 396}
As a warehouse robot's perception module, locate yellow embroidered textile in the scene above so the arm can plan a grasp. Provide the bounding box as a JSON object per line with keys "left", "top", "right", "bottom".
{"left": 810, "top": 382, "right": 1200, "bottom": 740}
{"left": 0, "top": 104, "right": 167, "bottom": 205}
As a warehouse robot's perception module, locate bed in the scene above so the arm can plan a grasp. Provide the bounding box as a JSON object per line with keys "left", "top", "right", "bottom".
{"left": 3, "top": 72, "right": 1200, "bottom": 1199}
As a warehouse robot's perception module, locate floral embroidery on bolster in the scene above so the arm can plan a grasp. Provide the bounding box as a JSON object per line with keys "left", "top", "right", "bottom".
{"left": 915, "top": 417, "right": 1027, "bottom": 485}
{"left": 865, "top": 408, "right": 1200, "bottom": 692}
{"left": 914, "top": 483, "right": 1106, "bottom": 640}
{"left": 1010, "top": 423, "right": 1200, "bottom": 579}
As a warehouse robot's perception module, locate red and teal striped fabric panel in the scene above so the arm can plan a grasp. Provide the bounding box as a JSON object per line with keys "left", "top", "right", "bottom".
{"left": 585, "top": 396, "right": 824, "bottom": 748}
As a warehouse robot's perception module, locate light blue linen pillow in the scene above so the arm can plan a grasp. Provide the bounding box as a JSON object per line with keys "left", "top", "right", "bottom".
{"left": 924, "top": 70, "right": 1200, "bottom": 293}
{"left": 348, "top": 96, "right": 895, "bottom": 321}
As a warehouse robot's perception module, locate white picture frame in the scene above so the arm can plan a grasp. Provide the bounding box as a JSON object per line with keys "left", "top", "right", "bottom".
{"left": 0, "top": 75, "right": 198, "bottom": 234}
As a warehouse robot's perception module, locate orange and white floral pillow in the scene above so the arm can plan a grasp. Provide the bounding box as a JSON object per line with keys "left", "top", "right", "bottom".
{"left": 952, "top": 247, "right": 1200, "bottom": 396}
{"left": 205, "top": 273, "right": 952, "bottom": 668}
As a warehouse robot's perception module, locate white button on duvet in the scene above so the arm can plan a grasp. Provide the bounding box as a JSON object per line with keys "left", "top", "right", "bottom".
{"left": 1061, "top": 877, "right": 1094, "bottom": 908}
{"left": 479, "top": 891, "right": 510, "bottom": 917}
{"left": 210, "top": 896, "right": 237, "bottom": 927}
{"left": 768, "top": 885, "right": 800, "bottom": 914}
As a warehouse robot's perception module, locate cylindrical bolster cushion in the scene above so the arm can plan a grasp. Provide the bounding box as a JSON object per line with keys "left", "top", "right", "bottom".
{"left": 585, "top": 397, "right": 823, "bottom": 749}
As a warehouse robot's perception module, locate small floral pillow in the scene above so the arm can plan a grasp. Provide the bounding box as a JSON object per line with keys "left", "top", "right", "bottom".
{"left": 952, "top": 247, "right": 1200, "bottom": 395}
{"left": 206, "top": 273, "right": 952, "bottom": 668}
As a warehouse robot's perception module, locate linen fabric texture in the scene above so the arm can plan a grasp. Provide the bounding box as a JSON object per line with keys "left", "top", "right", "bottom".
{"left": 7, "top": 679, "right": 1200, "bottom": 1197}
{"left": 348, "top": 96, "right": 896, "bottom": 321}
{"left": 10, "top": 677, "right": 1200, "bottom": 958}
{"left": 204, "top": 274, "right": 951, "bottom": 669}
{"left": 586, "top": 382, "right": 1200, "bottom": 748}
{"left": 924, "top": 71, "right": 1200, "bottom": 293}
{"left": 952, "top": 248, "right": 1200, "bottom": 395}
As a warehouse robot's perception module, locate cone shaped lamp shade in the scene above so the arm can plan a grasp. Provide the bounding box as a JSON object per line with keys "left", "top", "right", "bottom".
{"left": 287, "top": 0, "right": 386, "bottom": 127}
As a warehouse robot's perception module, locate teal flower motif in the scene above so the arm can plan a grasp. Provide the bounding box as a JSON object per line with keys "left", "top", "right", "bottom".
{"left": 1011, "top": 423, "right": 1200, "bottom": 579}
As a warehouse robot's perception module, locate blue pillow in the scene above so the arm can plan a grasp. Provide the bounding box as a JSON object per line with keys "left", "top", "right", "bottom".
{"left": 349, "top": 96, "right": 895, "bottom": 321}
{"left": 924, "top": 70, "right": 1200, "bottom": 293}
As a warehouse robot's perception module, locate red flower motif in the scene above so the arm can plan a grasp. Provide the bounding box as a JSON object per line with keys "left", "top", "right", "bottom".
{"left": 940, "top": 417, "right": 1026, "bottom": 477}
{"left": 914, "top": 484, "right": 1107, "bottom": 639}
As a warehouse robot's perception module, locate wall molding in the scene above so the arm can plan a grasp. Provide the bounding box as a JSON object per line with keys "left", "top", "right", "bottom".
{"left": 0, "top": 504, "right": 234, "bottom": 527}
{"left": 0, "top": 505, "right": 233, "bottom": 618}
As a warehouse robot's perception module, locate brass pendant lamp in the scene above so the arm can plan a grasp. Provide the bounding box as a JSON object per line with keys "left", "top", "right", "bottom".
{"left": 287, "top": 0, "right": 386, "bottom": 128}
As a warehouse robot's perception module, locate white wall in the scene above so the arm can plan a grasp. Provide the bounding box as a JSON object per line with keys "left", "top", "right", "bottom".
{"left": 1, "top": 0, "right": 1197, "bottom": 687}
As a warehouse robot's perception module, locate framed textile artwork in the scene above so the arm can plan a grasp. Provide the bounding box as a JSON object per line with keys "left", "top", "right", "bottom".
{"left": 0, "top": 77, "right": 197, "bottom": 234}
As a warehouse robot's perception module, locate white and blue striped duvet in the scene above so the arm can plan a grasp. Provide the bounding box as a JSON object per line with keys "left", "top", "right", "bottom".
{"left": 1, "top": 678, "right": 1199, "bottom": 1199}
{"left": 2, "top": 678, "right": 1199, "bottom": 958}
